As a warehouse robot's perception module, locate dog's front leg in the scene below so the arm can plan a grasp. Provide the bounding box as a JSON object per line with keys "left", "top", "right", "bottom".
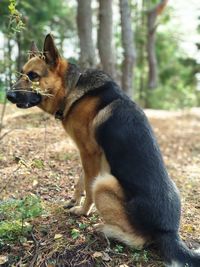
{"left": 69, "top": 175, "right": 93, "bottom": 216}
{"left": 69, "top": 151, "right": 100, "bottom": 216}
{"left": 64, "top": 173, "right": 84, "bottom": 209}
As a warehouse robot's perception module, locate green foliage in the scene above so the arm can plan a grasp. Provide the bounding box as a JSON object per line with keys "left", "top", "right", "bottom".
{"left": 0, "top": 195, "right": 43, "bottom": 245}
{"left": 71, "top": 228, "right": 80, "bottom": 240}
{"left": 78, "top": 223, "right": 88, "bottom": 230}
{"left": 114, "top": 244, "right": 124, "bottom": 253}
{"left": 131, "top": 249, "right": 149, "bottom": 263}
{"left": 8, "top": 0, "right": 25, "bottom": 35}
{"left": 134, "top": 7, "right": 199, "bottom": 109}
{"left": 32, "top": 159, "right": 45, "bottom": 169}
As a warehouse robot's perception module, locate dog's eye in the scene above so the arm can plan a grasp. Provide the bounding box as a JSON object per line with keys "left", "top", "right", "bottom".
{"left": 27, "top": 71, "right": 39, "bottom": 81}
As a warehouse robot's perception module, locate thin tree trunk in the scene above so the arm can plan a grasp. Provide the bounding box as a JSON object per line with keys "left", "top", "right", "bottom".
{"left": 98, "top": 0, "right": 116, "bottom": 79}
{"left": 138, "top": 0, "right": 146, "bottom": 104}
{"left": 120, "top": 0, "right": 136, "bottom": 98}
{"left": 0, "top": 37, "right": 9, "bottom": 136}
{"left": 77, "top": 0, "right": 96, "bottom": 69}
{"left": 147, "top": 0, "right": 168, "bottom": 89}
{"left": 16, "top": 33, "right": 22, "bottom": 71}
{"left": 7, "top": 38, "right": 12, "bottom": 88}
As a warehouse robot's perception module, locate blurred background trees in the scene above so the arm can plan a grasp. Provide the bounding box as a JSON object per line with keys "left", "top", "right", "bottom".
{"left": 0, "top": 0, "right": 199, "bottom": 109}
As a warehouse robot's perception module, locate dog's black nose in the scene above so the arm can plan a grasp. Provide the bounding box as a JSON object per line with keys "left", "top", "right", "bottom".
{"left": 7, "top": 90, "right": 17, "bottom": 103}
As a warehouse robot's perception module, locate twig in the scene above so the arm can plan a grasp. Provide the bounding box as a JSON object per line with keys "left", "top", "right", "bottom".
{"left": 8, "top": 88, "right": 54, "bottom": 98}
{"left": 0, "top": 94, "right": 7, "bottom": 137}
{"left": 29, "top": 231, "right": 40, "bottom": 267}
{"left": 0, "top": 164, "right": 21, "bottom": 194}
{"left": 0, "top": 129, "right": 14, "bottom": 141}
{"left": 44, "top": 117, "right": 47, "bottom": 161}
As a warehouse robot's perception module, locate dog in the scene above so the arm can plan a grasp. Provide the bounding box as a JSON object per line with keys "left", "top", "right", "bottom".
{"left": 7, "top": 34, "right": 200, "bottom": 267}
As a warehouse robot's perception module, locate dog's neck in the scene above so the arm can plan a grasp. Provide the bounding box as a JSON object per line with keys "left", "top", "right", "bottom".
{"left": 54, "top": 63, "right": 82, "bottom": 120}
{"left": 54, "top": 63, "right": 112, "bottom": 121}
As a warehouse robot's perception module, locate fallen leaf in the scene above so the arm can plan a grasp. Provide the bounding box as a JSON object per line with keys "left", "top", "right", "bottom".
{"left": 33, "top": 179, "right": 38, "bottom": 186}
{"left": 54, "top": 234, "right": 63, "bottom": 239}
{"left": 0, "top": 255, "right": 8, "bottom": 264}
{"left": 93, "top": 251, "right": 103, "bottom": 258}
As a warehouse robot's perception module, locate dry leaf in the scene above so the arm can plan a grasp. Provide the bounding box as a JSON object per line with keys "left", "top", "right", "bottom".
{"left": 54, "top": 234, "right": 63, "bottom": 239}
{"left": 93, "top": 251, "right": 103, "bottom": 258}
{"left": 0, "top": 255, "right": 8, "bottom": 264}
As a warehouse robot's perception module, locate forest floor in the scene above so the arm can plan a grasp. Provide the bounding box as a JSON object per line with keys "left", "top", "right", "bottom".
{"left": 0, "top": 104, "right": 200, "bottom": 267}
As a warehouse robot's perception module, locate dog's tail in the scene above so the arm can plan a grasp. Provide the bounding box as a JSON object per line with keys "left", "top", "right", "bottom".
{"left": 156, "top": 232, "right": 200, "bottom": 267}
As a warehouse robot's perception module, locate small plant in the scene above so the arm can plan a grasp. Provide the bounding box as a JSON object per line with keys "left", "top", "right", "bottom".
{"left": 89, "top": 214, "right": 98, "bottom": 223}
{"left": 78, "top": 223, "right": 88, "bottom": 230}
{"left": 31, "top": 158, "right": 45, "bottom": 169}
{"left": 71, "top": 229, "right": 80, "bottom": 240}
{"left": 131, "top": 249, "right": 149, "bottom": 263}
{"left": 0, "top": 195, "right": 43, "bottom": 245}
{"left": 142, "top": 250, "right": 149, "bottom": 263}
{"left": 114, "top": 244, "right": 124, "bottom": 253}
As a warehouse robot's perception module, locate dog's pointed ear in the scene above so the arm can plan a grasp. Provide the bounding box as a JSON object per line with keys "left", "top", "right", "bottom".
{"left": 29, "top": 41, "right": 39, "bottom": 60}
{"left": 43, "top": 34, "right": 60, "bottom": 67}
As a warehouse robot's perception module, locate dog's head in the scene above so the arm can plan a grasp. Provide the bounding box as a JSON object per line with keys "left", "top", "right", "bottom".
{"left": 7, "top": 34, "right": 67, "bottom": 113}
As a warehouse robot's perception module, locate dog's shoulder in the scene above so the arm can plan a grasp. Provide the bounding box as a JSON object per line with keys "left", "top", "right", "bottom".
{"left": 77, "top": 69, "right": 112, "bottom": 90}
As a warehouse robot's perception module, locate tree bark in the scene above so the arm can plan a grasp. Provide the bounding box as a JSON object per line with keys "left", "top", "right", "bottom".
{"left": 77, "top": 0, "right": 96, "bottom": 69}
{"left": 120, "top": 0, "right": 136, "bottom": 98}
{"left": 147, "top": 0, "right": 168, "bottom": 89}
{"left": 97, "top": 0, "right": 116, "bottom": 79}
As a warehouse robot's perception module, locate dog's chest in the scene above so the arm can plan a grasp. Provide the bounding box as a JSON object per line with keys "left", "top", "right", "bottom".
{"left": 62, "top": 95, "right": 101, "bottom": 155}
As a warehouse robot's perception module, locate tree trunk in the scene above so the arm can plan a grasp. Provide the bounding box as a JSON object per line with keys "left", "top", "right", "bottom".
{"left": 7, "top": 37, "right": 12, "bottom": 88}
{"left": 138, "top": 0, "right": 146, "bottom": 104}
{"left": 16, "top": 33, "right": 22, "bottom": 72}
{"left": 77, "top": 0, "right": 96, "bottom": 69}
{"left": 120, "top": 0, "right": 136, "bottom": 98}
{"left": 97, "top": 0, "right": 116, "bottom": 79}
{"left": 147, "top": 9, "right": 157, "bottom": 89}
{"left": 147, "top": 0, "right": 168, "bottom": 89}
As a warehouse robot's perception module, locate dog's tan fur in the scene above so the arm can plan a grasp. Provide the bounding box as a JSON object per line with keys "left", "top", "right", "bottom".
{"left": 93, "top": 174, "right": 146, "bottom": 248}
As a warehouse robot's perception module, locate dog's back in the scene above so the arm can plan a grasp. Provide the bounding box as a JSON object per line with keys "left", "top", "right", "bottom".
{"left": 77, "top": 69, "right": 200, "bottom": 266}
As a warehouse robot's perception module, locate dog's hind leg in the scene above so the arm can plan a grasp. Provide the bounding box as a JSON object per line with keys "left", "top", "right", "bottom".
{"left": 92, "top": 174, "right": 146, "bottom": 249}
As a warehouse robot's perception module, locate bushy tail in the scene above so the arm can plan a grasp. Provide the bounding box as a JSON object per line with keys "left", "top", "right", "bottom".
{"left": 156, "top": 232, "right": 200, "bottom": 267}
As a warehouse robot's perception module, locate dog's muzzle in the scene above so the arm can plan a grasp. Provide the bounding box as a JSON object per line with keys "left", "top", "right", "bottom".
{"left": 6, "top": 90, "right": 18, "bottom": 103}
{"left": 6, "top": 88, "right": 42, "bottom": 109}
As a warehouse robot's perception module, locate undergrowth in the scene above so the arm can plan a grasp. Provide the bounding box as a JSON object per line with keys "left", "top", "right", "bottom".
{"left": 0, "top": 194, "right": 43, "bottom": 246}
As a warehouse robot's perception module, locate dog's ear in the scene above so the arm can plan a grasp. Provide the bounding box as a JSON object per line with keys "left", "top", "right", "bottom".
{"left": 43, "top": 34, "right": 60, "bottom": 67}
{"left": 29, "top": 41, "right": 39, "bottom": 60}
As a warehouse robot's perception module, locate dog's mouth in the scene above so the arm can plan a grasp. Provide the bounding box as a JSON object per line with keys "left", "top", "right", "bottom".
{"left": 16, "top": 103, "right": 33, "bottom": 109}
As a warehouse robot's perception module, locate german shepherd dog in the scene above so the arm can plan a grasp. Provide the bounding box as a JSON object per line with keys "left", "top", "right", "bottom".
{"left": 7, "top": 34, "right": 200, "bottom": 267}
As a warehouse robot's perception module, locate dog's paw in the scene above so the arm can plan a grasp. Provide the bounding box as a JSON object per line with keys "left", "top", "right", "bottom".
{"left": 68, "top": 206, "right": 87, "bottom": 216}
{"left": 93, "top": 223, "right": 104, "bottom": 232}
{"left": 63, "top": 199, "right": 76, "bottom": 209}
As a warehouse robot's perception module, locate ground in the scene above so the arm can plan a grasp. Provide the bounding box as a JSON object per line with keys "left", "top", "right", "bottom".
{"left": 0, "top": 104, "right": 200, "bottom": 267}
